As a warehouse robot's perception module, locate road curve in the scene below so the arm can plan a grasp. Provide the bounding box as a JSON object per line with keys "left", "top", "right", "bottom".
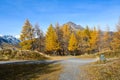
{"left": 0, "top": 60, "right": 61, "bottom": 64}
{"left": 0, "top": 58, "right": 98, "bottom": 80}
{"left": 59, "top": 58, "right": 97, "bottom": 80}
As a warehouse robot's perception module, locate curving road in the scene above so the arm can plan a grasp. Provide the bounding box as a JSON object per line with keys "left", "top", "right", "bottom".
{"left": 0, "top": 60, "right": 61, "bottom": 64}
{"left": 0, "top": 58, "right": 98, "bottom": 80}
{"left": 59, "top": 58, "right": 97, "bottom": 80}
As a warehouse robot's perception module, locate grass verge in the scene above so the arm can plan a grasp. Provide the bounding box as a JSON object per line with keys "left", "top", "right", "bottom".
{"left": 0, "top": 63, "right": 62, "bottom": 80}
{"left": 76, "top": 50, "right": 120, "bottom": 59}
{"left": 0, "top": 49, "right": 50, "bottom": 61}
{"left": 50, "top": 56, "right": 76, "bottom": 60}
{"left": 81, "top": 58, "right": 120, "bottom": 80}
{"left": 76, "top": 54, "right": 97, "bottom": 59}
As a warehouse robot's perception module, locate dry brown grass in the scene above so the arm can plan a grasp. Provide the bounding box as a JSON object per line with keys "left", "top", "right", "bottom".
{"left": 0, "top": 63, "right": 62, "bottom": 80}
{"left": 76, "top": 54, "right": 97, "bottom": 59}
{"left": 50, "top": 56, "right": 76, "bottom": 60}
{"left": 81, "top": 58, "right": 120, "bottom": 80}
{"left": 0, "top": 50, "right": 50, "bottom": 61}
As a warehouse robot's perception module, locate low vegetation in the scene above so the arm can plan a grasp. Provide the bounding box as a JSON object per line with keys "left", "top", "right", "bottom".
{"left": 77, "top": 49, "right": 120, "bottom": 59}
{"left": 0, "top": 49, "right": 49, "bottom": 61}
{"left": 50, "top": 56, "right": 76, "bottom": 60}
{"left": 81, "top": 58, "right": 120, "bottom": 80}
{"left": 96, "top": 50, "right": 120, "bottom": 58}
{"left": 76, "top": 53, "right": 97, "bottom": 59}
{"left": 0, "top": 63, "right": 62, "bottom": 80}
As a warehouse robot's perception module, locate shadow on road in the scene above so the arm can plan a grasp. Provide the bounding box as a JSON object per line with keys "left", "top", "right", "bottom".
{"left": 0, "top": 60, "right": 62, "bottom": 80}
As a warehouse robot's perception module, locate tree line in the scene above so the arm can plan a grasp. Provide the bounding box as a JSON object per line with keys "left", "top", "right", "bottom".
{"left": 19, "top": 19, "right": 120, "bottom": 56}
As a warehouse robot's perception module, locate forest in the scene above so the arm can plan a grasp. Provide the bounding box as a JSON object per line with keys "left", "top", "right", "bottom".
{"left": 19, "top": 19, "right": 120, "bottom": 56}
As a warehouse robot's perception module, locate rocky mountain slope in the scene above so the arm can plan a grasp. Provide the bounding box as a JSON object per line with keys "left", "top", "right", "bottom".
{"left": 0, "top": 35, "right": 20, "bottom": 46}
{"left": 66, "top": 21, "right": 84, "bottom": 30}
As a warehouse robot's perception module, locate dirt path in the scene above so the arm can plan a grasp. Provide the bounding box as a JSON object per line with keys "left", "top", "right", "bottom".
{"left": 59, "top": 58, "right": 97, "bottom": 80}
{"left": 0, "top": 60, "right": 61, "bottom": 64}
{"left": 0, "top": 58, "right": 98, "bottom": 80}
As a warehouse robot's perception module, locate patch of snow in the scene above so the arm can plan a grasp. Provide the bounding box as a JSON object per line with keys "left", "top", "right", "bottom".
{"left": 0, "top": 34, "right": 3, "bottom": 37}
{"left": 14, "top": 35, "right": 20, "bottom": 39}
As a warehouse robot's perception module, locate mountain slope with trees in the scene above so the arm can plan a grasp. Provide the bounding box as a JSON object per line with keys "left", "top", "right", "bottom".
{"left": 19, "top": 19, "right": 120, "bottom": 56}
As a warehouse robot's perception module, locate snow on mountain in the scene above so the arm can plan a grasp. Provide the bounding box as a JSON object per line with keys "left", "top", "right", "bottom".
{"left": 15, "top": 35, "right": 20, "bottom": 38}
{"left": 0, "top": 34, "right": 3, "bottom": 37}
{"left": 0, "top": 35, "right": 20, "bottom": 45}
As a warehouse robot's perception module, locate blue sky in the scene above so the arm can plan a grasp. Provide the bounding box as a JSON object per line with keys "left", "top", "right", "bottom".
{"left": 0, "top": 0, "right": 120, "bottom": 37}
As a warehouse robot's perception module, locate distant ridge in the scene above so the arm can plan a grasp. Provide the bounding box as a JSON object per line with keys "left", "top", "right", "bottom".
{"left": 65, "top": 21, "right": 84, "bottom": 30}
{"left": 0, "top": 35, "right": 20, "bottom": 46}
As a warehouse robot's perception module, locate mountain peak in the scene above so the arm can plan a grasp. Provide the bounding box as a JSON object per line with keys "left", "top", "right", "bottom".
{"left": 65, "top": 21, "right": 84, "bottom": 30}
{"left": 0, "top": 35, "right": 20, "bottom": 46}
{"left": 67, "top": 21, "right": 75, "bottom": 24}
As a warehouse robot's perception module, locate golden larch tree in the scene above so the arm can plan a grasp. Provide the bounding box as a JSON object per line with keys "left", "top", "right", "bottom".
{"left": 103, "top": 26, "right": 112, "bottom": 51}
{"left": 61, "top": 24, "right": 71, "bottom": 41}
{"left": 82, "top": 26, "right": 91, "bottom": 53}
{"left": 45, "top": 24, "right": 60, "bottom": 53}
{"left": 68, "top": 33, "right": 77, "bottom": 52}
{"left": 112, "top": 19, "right": 120, "bottom": 50}
{"left": 61, "top": 24, "right": 71, "bottom": 54}
{"left": 89, "top": 27, "right": 98, "bottom": 52}
{"left": 20, "top": 19, "right": 34, "bottom": 50}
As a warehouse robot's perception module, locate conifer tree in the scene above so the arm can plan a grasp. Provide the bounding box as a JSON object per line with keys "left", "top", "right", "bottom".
{"left": 96, "top": 27, "right": 102, "bottom": 52}
{"left": 82, "top": 26, "right": 91, "bottom": 53}
{"left": 112, "top": 19, "right": 120, "bottom": 50}
{"left": 76, "top": 30, "right": 84, "bottom": 54}
{"left": 89, "top": 27, "right": 98, "bottom": 52}
{"left": 103, "top": 26, "right": 112, "bottom": 51}
{"left": 55, "top": 23, "right": 63, "bottom": 55}
{"left": 20, "top": 19, "right": 34, "bottom": 50}
{"left": 34, "top": 24, "right": 44, "bottom": 51}
{"left": 68, "top": 33, "right": 77, "bottom": 55}
{"left": 62, "top": 24, "right": 71, "bottom": 41}
{"left": 61, "top": 24, "right": 71, "bottom": 54}
{"left": 45, "top": 24, "right": 60, "bottom": 54}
